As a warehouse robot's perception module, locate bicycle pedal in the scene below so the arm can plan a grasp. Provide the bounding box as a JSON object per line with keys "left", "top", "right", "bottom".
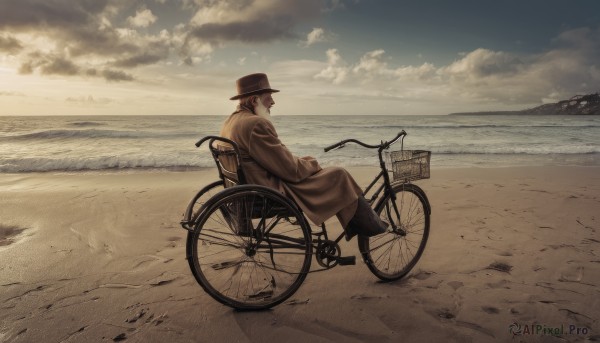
{"left": 336, "top": 256, "right": 356, "bottom": 266}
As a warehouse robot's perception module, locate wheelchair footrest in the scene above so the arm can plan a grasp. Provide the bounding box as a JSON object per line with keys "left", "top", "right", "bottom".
{"left": 180, "top": 220, "right": 192, "bottom": 231}
{"left": 336, "top": 256, "right": 356, "bottom": 266}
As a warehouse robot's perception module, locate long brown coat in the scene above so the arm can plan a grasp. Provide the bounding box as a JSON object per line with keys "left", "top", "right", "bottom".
{"left": 220, "top": 107, "right": 362, "bottom": 227}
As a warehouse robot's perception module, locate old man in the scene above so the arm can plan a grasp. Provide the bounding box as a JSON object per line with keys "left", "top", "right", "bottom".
{"left": 220, "top": 73, "right": 387, "bottom": 239}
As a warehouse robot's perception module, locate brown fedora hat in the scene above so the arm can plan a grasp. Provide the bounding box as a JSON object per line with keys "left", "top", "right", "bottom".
{"left": 230, "top": 73, "right": 279, "bottom": 100}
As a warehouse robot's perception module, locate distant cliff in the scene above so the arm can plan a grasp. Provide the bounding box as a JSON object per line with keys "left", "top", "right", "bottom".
{"left": 450, "top": 92, "right": 600, "bottom": 115}
{"left": 522, "top": 93, "right": 600, "bottom": 115}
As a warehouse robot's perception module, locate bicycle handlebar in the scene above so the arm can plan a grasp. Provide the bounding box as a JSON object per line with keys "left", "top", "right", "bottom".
{"left": 324, "top": 130, "right": 407, "bottom": 152}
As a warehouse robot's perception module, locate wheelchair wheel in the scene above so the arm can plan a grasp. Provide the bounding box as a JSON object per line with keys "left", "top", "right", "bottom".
{"left": 187, "top": 185, "right": 312, "bottom": 310}
{"left": 181, "top": 180, "right": 224, "bottom": 230}
{"left": 358, "top": 183, "right": 430, "bottom": 281}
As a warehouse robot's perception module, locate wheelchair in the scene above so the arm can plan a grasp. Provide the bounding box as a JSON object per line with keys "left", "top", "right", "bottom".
{"left": 181, "top": 136, "right": 313, "bottom": 310}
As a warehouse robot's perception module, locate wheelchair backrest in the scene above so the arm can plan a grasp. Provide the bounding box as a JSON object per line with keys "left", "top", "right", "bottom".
{"left": 207, "top": 137, "right": 247, "bottom": 188}
{"left": 195, "top": 135, "right": 299, "bottom": 222}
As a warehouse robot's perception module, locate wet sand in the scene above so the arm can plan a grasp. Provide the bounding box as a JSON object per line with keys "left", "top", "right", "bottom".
{"left": 0, "top": 166, "right": 598, "bottom": 342}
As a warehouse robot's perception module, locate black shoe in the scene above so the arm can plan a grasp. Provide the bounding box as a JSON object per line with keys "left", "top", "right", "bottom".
{"left": 344, "top": 196, "right": 388, "bottom": 241}
{"left": 344, "top": 225, "right": 358, "bottom": 241}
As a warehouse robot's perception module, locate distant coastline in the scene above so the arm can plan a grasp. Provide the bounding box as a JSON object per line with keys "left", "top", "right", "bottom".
{"left": 448, "top": 111, "right": 520, "bottom": 116}
{"left": 450, "top": 92, "right": 600, "bottom": 115}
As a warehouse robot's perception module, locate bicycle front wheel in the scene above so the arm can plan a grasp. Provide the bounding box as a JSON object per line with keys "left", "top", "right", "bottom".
{"left": 358, "top": 183, "right": 430, "bottom": 281}
{"left": 187, "top": 186, "right": 312, "bottom": 310}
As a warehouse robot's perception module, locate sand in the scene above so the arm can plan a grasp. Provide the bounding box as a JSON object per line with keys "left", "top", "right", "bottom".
{"left": 0, "top": 166, "right": 598, "bottom": 342}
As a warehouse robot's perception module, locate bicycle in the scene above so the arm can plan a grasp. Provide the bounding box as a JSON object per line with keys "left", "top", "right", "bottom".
{"left": 180, "top": 131, "right": 431, "bottom": 310}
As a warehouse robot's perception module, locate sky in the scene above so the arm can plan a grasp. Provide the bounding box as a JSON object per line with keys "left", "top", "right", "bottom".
{"left": 1, "top": 0, "right": 599, "bottom": 116}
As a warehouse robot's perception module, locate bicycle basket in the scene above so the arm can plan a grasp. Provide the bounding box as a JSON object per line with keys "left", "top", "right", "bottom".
{"left": 388, "top": 150, "right": 431, "bottom": 182}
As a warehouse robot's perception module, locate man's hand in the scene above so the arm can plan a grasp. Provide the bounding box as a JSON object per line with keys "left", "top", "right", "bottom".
{"left": 300, "top": 156, "right": 322, "bottom": 174}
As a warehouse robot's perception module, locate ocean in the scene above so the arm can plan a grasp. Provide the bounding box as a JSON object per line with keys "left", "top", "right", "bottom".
{"left": 0, "top": 115, "right": 599, "bottom": 173}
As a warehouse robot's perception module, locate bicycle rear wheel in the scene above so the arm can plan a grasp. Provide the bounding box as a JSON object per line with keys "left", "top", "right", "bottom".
{"left": 187, "top": 185, "right": 312, "bottom": 310}
{"left": 358, "top": 183, "right": 430, "bottom": 281}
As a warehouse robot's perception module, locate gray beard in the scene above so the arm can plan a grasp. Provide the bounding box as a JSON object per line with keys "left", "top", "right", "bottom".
{"left": 254, "top": 100, "right": 272, "bottom": 121}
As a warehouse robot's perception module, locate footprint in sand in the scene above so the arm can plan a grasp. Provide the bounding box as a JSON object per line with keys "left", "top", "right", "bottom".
{"left": 582, "top": 238, "right": 600, "bottom": 244}
{"left": 486, "top": 279, "right": 511, "bottom": 289}
{"left": 559, "top": 266, "right": 584, "bottom": 283}
{"left": 411, "top": 270, "right": 434, "bottom": 280}
{"left": 0, "top": 225, "right": 27, "bottom": 247}
{"left": 481, "top": 306, "right": 500, "bottom": 314}
{"left": 485, "top": 262, "right": 513, "bottom": 274}
{"left": 437, "top": 308, "right": 456, "bottom": 320}
{"left": 125, "top": 308, "right": 148, "bottom": 323}
{"left": 431, "top": 307, "right": 496, "bottom": 338}
{"left": 547, "top": 244, "right": 576, "bottom": 250}
{"left": 350, "top": 294, "right": 388, "bottom": 300}
{"left": 447, "top": 281, "right": 463, "bottom": 291}
{"left": 150, "top": 277, "right": 178, "bottom": 287}
{"left": 113, "top": 333, "right": 127, "bottom": 341}
{"left": 285, "top": 298, "right": 310, "bottom": 305}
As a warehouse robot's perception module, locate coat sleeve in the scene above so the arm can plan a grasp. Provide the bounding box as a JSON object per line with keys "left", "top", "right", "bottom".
{"left": 248, "top": 119, "right": 322, "bottom": 183}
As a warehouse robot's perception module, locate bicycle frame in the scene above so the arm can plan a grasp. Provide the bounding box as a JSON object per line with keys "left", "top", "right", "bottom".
{"left": 321, "top": 131, "right": 407, "bottom": 244}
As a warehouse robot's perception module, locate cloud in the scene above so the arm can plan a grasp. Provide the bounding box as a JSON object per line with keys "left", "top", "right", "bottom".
{"left": 0, "top": 0, "right": 346, "bottom": 81}
{"left": 189, "top": 0, "right": 323, "bottom": 28}
{"left": 322, "top": 0, "right": 346, "bottom": 12}
{"left": 309, "top": 28, "right": 600, "bottom": 109}
{"left": 188, "top": 20, "right": 297, "bottom": 43}
{"left": 0, "top": 34, "right": 23, "bottom": 54}
{"left": 14, "top": 52, "right": 135, "bottom": 81}
{"left": 554, "top": 27, "right": 599, "bottom": 50}
{"left": 433, "top": 29, "right": 600, "bottom": 104}
{"left": 182, "top": 0, "right": 326, "bottom": 59}
{"left": 112, "top": 53, "right": 165, "bottom": 68}
{"left": 0, "top": 91, "right": 25, "bottom": 96}
{"left": 0, "top": 0, "right": 166, "bottom": 81}
{"left": 127, "top": 8, "right": 157, "bottom": 28}
{"left": 0, "top": 0, "right": 106, "bottom": 30}
{"left": 300, "top": 27, "right": 335, "bottom": 47}
{"left": 66, "top": 95, "right": 113, "bottom": 105}
{"left": 352, "top": 49, "right": 387, "bottom": 75}
{"left": 17, "top": 52, "right": 135, "bottom": 82}
{"left": 393, "top": 63, "right": 436, "bottom": 79}
{"left": 102, "top": 69, "right": 135, "bottom": 82}
{"left": 440, "top": 48, "right": 523, "bottom": 79}
{"left": 315, "top": 49, "right": 348, "bottom": 84}
{"left": 40, "top": 56, "right": 80, "bottom": 76}
{"left": 315, "top": 48, "right": 436, "bottom": 86}
{"left": 18, "top": 53, "right": 79, "bottom": 76}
